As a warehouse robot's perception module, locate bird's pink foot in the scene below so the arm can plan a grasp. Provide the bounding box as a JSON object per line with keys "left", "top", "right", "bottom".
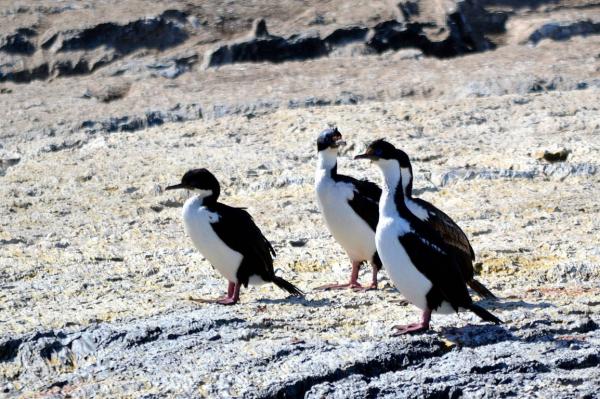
{"left": 392, "top": 309, "right": 432, "bottom": 335}
{"left": 314, "top": 282, "right": 356, "bottom": 290}
{"left": 316, "top": 261, "right": 365, "bottom": 291}
{"left": 352, "top": 282, "right": 378, "bottom": 292}
{"left": 392, "top": 322, "right": 429, "bottom": 335}
{"left": 216, "top": 297, "right": 239, "bottom": 305}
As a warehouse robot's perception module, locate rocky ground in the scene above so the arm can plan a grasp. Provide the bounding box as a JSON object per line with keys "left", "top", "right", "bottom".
{"left": 1, "top": 1, "right": 600, "bottom": 398}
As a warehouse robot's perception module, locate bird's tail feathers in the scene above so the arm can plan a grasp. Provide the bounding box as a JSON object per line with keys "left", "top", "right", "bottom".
{"left": 468, "top": 304, "right": 502, "bottom": 324}
{"left": 272, "top": 276, "right": 304, "bottom": 296}
{"left": 468, "top": 279, "right": 497, "bottom": 300}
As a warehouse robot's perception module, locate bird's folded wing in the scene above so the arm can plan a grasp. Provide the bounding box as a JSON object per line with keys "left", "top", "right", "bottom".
{"left": 211, "top": 204, "right": 276, "bottom": 275}
{"left": 414, "top": 198, "right": 475, "bottom": 260}
{"left": 398, "top": 232, "right": 472, "bottom": 307}
{"left": 338, "top": 175, "right": 382, "bottom": 231}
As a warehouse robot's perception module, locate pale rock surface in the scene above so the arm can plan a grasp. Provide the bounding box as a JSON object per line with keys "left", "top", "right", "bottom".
{"left": 1, "top": 0, "right": 600, "bottom": 397}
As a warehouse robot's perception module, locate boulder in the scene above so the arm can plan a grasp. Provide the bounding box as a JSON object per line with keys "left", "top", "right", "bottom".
{"left": 529, "top": 19, "right": 600, "bottom": 45}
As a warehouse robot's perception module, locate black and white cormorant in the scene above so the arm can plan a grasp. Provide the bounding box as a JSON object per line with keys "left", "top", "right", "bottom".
{"left": 166, "top": 168, "right": 303, "bottom": 305}
{"left": 355, "top": 140, "right": 501, "bottom": 333}
{"left": 314, "top": 127, "right": 383, "bottom": 290}
{"left": 394, "top": 146, "right": 496, "bottom": 299}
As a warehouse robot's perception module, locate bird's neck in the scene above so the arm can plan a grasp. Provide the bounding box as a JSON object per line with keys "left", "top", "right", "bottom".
{"left": 317, "top": 149, "right": 338, "bottom": 179}
{"left": 192, "top": 189, "right": 218, "bottom": 207}
{"left": 401, "top": 166, "right": 414, "bottom": 199}
{"left": 377, "top": 159, "right": 411, "bottom": 218}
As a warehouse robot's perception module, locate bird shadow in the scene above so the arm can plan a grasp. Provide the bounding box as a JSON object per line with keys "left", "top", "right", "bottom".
{"left": 439, "top": 324, "right": 517, "bottom": 347}
{"left": 476, "top": 298, "right": 555, "bottom": 311}
{"left": 435, "top": 299, "right": 556, "bottom": 347}
{"left": 256, "top": 296, "right": 333, "bottom": 308}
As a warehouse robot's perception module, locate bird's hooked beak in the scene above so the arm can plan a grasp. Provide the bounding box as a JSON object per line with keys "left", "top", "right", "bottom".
{"left": 354, "top": 152, "right": 377, "bottom": 161}
{"left": 165, "top": 183, "right": 187, "bottom": 191}
{"left": 332, "top": 133, "right": 346, "bottom": 148}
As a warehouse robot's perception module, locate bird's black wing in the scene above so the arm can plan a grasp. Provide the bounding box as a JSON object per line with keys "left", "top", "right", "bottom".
{"left": 398, "top": 230, "right": 472, "bottom": 311}
{"left": 413, "top": 197, "right": 475, "bottom": 261}
{"left": 336, "top": 174, "right": 382, "bottom": 231}
{"left": 210, "top": 203, "right": 276, "bottom": 284}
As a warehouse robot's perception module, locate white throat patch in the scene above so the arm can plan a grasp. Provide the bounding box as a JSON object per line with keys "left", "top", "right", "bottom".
{"left": 317, "top": 148, "right": 338, "bottom": 171}
{"left": 375, "top": 159, "right": 402, "bottom": 191}
{"left": 401, "top": 167, "right": 412, "bottom": 195}
{"left": 192, "top": 189, "right": 213, "bottom": 199}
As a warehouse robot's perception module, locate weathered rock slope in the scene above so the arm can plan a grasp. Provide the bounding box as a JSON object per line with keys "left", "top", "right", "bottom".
{"left": 1, "top": 0, "right": 600, "bottom": 398}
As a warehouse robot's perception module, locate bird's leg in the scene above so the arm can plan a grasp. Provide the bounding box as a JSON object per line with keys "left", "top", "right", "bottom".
{"left": 314, "top": 261, "right": 363, "bottom": 290}
{"left": 353, "top": 263, "right": 379, "bottom": 291}
{"left": 348, "top": 261, "right": 362, "bottom": 288}
{"left": 215, "top": 281, "right": 235, "bottom": 301}
{"left": 370, "top": 264, "right": 378, "bottom": 289}
{"left": 217, "top": 282, "right": 240, "bottom": 305}
{"left": 392, "top": 308, "right": 432, "bottom": 335}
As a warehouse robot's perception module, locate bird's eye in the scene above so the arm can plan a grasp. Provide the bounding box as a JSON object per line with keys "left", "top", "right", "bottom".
{"left": 374, "top": 148, "right": 383, "bottom": 156}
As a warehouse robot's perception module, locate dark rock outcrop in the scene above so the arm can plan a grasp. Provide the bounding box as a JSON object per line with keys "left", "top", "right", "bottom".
{"left": 0, "top": 11, "right": 190, "bottom": 83}
{"left": 206, "top": 19, "right": 328, "bottom": 67}
{"left": 145, "top": 52, "right": 199, "bottom": 79}
{"left": 79, "top": 103, "right": 203, "bottom": 134}
{"left": 0, "top": 28, "right": 37, "bottom": 55}
{"left": 529, "top": 19, "right": 600, "bottom": 44}
{"left": 207, "top": 3, "right": 508, "bottom": 68}
{"left": 40, "top": 13, "right": 187, "bottom": 54}
{"left": 0, "top": 63, "right": 50, "bottom": 83}
{"left": 323, "top": 26, "right": 369, "bottom": 48}
{"left": 368, "top": 1, "right": 504, "bottom": 58}
{"left": 367, "top": 21, "right": 432, "bottom": 54}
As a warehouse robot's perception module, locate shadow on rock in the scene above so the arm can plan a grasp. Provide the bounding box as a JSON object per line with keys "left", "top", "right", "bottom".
{"left": 256, "top": 297, "right": 333, "bottom": 308}
{"left": 485, "top": 299, "right": 555, "bottom": 310}
{"left": 441, "top": 324, "right": 516, "bottom": 347}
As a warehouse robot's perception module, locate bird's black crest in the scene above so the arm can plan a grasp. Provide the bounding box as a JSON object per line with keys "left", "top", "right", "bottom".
{"left": 363, "top": 139, "right": 412, "bottom": 167}
{"left": 317, "top": 127, "right": 343, "bottom": 152}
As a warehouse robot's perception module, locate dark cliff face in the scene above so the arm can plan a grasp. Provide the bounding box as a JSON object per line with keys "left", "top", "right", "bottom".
{"left": 1, "top": 11, "right": 189, "bottom": 83}
{"left": 2, "top": 0, "right": 598, "bottom": 83}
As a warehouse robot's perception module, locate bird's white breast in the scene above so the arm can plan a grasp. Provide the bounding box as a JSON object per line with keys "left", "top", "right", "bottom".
{"left": 376, "top": 192, "right": 431, "bottom": 310}
{"left": 377, "top": 190, "right": 455, "bottom": 314}
{"left": 315, "top": 171, "right": 376, "bottom": 262}
{"left": 182, "top": 196, "right": 243, "bottom": 283}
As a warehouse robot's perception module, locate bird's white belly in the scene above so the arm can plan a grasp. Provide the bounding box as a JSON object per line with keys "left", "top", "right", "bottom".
{"left": 316, "top": 178, "right": 376, "bottom": 262}
{"left": 376, "top": 217, "right": 455, "bottom": 314}
{"left": 182, "top": 198, "right": 242, "bottom": 283}
{"left": 376, "top": 217, "right": 432, "bottom": 310}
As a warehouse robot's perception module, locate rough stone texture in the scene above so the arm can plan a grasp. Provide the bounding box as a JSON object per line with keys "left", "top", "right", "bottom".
{"left": 1, "top": 1, "right": 600, "bottom": 398}
{"left": 3, "top": 0, "right": 600, "bottom": 82}
{"left": 1, "top": 89, "right": 599, "bottom": 397}
{"left": 0, "top": 8, "right": 191, "bottom": 82}
{"left": 205, "top": 19, "right": 329, "bottom": 68}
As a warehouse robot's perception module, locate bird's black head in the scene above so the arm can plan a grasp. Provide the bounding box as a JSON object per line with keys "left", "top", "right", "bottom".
{"left": 355, "top": 139, "right": 411, "bottom": 167}
{"left": 165, "top": 168, "right": 221, "bottom": 203}
{"left": 355, "top": 139, "right": 395, "bottom": 160}
{"left": 355, "top": 139, "right": 414, "bottom": 194}
{"left": 317, "top": 127, "right": 346, "bottom": 152}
